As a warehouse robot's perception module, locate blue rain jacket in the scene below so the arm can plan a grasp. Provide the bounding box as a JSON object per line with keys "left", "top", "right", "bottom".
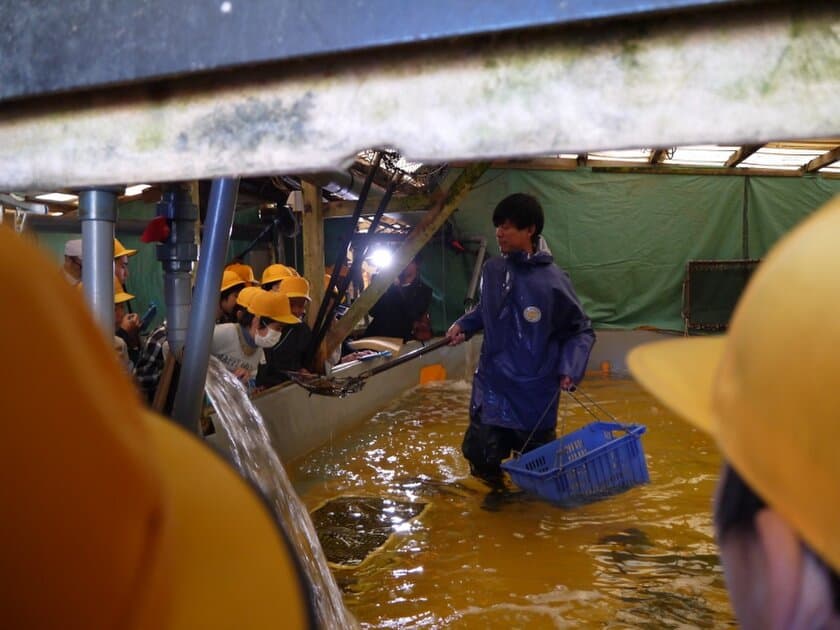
{"left": 456, "top": 250, "right": 595, "bottom": 432}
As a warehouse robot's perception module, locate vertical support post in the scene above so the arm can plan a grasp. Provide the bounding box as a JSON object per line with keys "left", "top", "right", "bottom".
{"left": 171, "top": 178, "right": 239, "bottom": 432}
{"left": 78, "top": 188, "right": 120, "bottom": 337}
{"left": 300, "top": 182, "right": 325, "bottom": 329}
{"left": 155, "top": 184, "right": 199, "bottom": 357}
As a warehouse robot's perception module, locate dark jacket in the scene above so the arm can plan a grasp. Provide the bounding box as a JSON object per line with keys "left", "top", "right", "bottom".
{"left": 364, "top": 277, "right": 433, "bottom": 341}
{"left": 456, "top": 251, "right": 595, "bottom": 432}
{"left": 256, "top": 322, "right": 312, "bottom": 388}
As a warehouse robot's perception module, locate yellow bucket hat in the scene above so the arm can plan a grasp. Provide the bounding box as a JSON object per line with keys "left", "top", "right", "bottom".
{"left": 236, "top": 285, "right": 262, "bottom": 309}
{"left": 248, "top": 290, "right": 300, "bottom": 325}
{"left": 261, "top": 263, "right": 299, "bottom": 286}
{"left": 628, "top": 195, "right": 840, "bottom": 573}
{"left": 114, "top": 237, "right": 138, "bottom": 258}
{"left": 226, "top": 261, "right": 260, "bottom": 286}
{"left": 0, "top": 228, "right": 315, "bottom": 627}
{"left": 114, "top": 276, "right": 135, "bottom": 304}
{"left": 219, "top": 269, "right": 246, "bottom": 293}
{"left": 279, "top": 276, "right": 311, "bottom": 301}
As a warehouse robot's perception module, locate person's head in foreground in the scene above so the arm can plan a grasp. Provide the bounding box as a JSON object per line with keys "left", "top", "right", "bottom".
{"left": 628, "top": 196, "right": 840, "bottom": 630}
{"left": 0, "top": 226, "right": 317, "bottom": 628}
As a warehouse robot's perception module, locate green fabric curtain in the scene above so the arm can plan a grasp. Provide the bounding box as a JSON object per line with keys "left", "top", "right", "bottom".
{"left": 446, "top": 169, "right": 840, "bottom": 331}
{"left": 28, "top": 172, "right": 840, "bottom": 334}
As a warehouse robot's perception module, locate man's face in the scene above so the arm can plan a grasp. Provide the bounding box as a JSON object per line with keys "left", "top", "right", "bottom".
{"left": 495, "top": 220, "right": 535, "bottom": 254}
{"left": 115, "top": 255, "right": 129, "bottom": 284}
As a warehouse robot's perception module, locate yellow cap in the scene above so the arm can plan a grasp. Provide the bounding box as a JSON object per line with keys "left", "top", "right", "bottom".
{"left": 114, "top": 238, "right": 138, "bottom": 258}
{"left": 219, "top": 269, "right": 246, "bottom": 293}
{"left": 0, "top": 225, "right": 315, "bottom": 627}
{"left": 261, "top": 263, "right": 299, "bottom": 286}
{"left": 236, "top": 286, "right": 262, "bottom": 309}
{"left": 628, "top": 194, "right": 840, "bottom": 573}
{"left": 248, "top": 290, "right": 300, "bottom": 325}
{"left": 279, "top": 276, "right": 311, "bottom": 301}
{"left": 226, "top": 262, "right": 260, "bottom": 286}
{"left": 114, "top": 276, "right": 134, "bottom": 304}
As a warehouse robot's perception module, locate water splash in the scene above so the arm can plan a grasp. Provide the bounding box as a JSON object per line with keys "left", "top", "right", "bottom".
{"left": 205, "top": 356, "right": 356, "bottom": 628}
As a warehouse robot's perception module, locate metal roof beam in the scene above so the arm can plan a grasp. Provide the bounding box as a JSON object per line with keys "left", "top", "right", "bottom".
{"left": 1, "top": 3, "right": 837, "bottom": 190}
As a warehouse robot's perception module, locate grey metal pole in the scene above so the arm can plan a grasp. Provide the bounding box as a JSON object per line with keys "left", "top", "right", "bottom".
{"left": 171, "top": 178, "right": 239, "bottom": 432}
{"left": 155, "top": 185, "right": 199, "bottom": 357}
{"left": 78, "top": 188, "right": 120, "bottom": 336}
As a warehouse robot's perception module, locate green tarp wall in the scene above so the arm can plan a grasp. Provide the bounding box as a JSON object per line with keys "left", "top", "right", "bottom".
{"left": 30, "top": 170, "right": 840, "bottom": 335}
{"left": 436, "top": 169, "right": 840, "bottom": 332}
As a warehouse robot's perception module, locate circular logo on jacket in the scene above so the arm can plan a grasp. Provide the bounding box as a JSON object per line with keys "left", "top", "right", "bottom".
{"left": 523, "top": 306, "right": 541, "bottom": 323}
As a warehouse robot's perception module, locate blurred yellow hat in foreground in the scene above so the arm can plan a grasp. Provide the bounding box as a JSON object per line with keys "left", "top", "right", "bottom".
{"left": 0, "top": 226, "right": 315, "bottom": 628}
{"left": 628, "top": 195, "right": 840, "bottom": 573}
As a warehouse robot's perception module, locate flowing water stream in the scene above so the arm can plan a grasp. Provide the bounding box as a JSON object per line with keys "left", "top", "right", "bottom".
{"left": 205, "top": 356, "right": 357, "bottom": 629}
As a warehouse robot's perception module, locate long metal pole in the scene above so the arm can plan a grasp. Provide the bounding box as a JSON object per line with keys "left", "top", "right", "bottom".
{"left": 171, "top": 177, "right": 239, "bottom": 432}
{"left": 155, "top": 184, "right": 199, "bottom": 357}
{"left": 79, "top": 188, "right": 119, "bottom": 336}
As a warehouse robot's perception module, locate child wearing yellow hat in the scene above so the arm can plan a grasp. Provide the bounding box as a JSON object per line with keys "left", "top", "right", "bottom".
{"left": 211, "top": 290, "right": 299, "bottom": 390}
{"left": 629, "top": 196, "right": 840, "bottom": 629}
{"left": 256, "top": 276, "right": 313, "bottom": 389}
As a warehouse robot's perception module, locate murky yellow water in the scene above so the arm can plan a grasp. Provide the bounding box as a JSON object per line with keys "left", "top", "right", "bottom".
{"left": 290, "top": 377, "right": 736, "bottom": 628}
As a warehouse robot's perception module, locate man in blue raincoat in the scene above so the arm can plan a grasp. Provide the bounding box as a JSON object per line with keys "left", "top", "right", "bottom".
{"left": 446, "top": 193, "right": 595, "bottom": 485}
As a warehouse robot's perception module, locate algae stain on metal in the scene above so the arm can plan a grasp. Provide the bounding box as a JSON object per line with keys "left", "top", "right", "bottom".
{"left": 135, "top": 127, "right": 164, "bottom": 151}
{"left": 191, "top": 92, "right": 316, "bottom": 150}
{"left": 757, "top": 18, "right": 840, "bottom": 97}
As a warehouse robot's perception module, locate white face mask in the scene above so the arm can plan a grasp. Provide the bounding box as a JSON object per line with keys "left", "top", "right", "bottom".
{"left": 255, "top": 326, "right": 282, "bottom": 348}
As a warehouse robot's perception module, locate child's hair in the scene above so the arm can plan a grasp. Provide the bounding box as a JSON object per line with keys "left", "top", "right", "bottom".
{"left": 220, "top": 285, "right": 241, "bottom": 303}
{"left": 492, "top": 193, "right": 544, "bottom": 237}
{"left": 239, "top": 310, "right": 257, "bottom": 329}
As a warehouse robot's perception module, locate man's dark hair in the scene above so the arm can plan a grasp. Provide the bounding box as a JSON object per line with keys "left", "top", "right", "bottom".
{"left": 492, "top": 193, "right": 544, "bottom": 236}
{"left": 715, "top": 464, "right": 840, "bottom": 612}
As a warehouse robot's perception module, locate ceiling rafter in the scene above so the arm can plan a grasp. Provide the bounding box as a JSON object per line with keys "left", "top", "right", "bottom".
{"left": 802, "top": 145, "right": 840, "bottom": 173}
{"left": 724, "top": 144, "right": 763, "bottom": 168}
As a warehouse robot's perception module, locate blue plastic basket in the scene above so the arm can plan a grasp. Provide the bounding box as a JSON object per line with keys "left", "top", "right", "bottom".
{"left": 501, "top": 421, "right": 649, "bottom": 506}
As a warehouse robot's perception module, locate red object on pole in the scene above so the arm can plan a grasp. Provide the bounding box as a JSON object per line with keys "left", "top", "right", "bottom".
{"left": 140, "top": 216, "right": 171, "bottom": 243}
